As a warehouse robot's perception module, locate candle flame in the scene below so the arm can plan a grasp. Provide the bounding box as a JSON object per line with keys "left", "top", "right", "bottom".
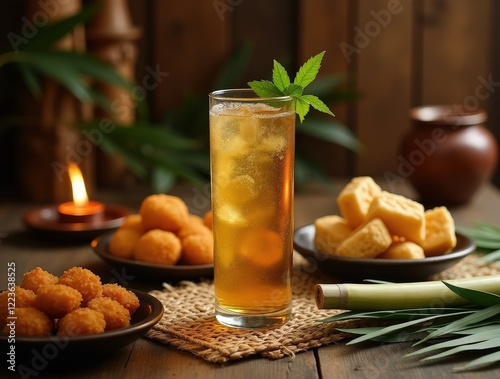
{"left": 68, "top": 162, "right": 89, "bottom": 206}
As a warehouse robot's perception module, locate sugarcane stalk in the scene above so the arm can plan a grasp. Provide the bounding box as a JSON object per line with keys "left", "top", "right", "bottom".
{"left": 316, "top": 275, "right": 500, "bottom": 310}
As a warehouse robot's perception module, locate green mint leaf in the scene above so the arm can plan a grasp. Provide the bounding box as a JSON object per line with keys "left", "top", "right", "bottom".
{"left": 293, "top": 51, "right": 325, "bottom": 88}
{"left": 248, "top": 80, "right": 284, "bottom": 98}
{"left": 272, "top": 60, "right": 291, "bottom": 91}
{"left": 301, "top": 94, "right": 335, "bottom": 116}
{"left": 250, "top": 51, "right": 335, "bottom": 123}
{"left": 283, "top": 84, "right": 303, "bottom": 97}
{"left": 295, "top": 97, "right": 310, "bottom": 123}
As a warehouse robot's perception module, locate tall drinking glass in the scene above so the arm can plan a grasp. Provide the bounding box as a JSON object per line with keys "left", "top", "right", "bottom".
{"left": 209, "top": 89, "right": 295, "bottom": 329}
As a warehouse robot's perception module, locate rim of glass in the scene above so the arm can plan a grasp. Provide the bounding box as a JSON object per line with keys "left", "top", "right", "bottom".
{"left": 209, "top": 88, "right": 292, "bottom": 102}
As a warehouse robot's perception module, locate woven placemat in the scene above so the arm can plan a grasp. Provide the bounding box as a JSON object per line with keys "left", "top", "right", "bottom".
{"left": 146, "top": 252, "right": 500, "bottom": 364}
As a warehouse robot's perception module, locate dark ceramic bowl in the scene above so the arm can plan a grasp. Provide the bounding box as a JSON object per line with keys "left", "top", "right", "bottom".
{"left": 0, "top": 289, "right": 163, "bottom": 358}
{"left": 92, "top": 231, "right": 214, "bottom": 282}
{"left": 293, "top": 224, "right": 476, "bottom": 282}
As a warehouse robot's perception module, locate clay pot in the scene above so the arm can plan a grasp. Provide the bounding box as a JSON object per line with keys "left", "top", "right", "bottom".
{"left": 399, "top": 105, "right": 498, "bottom": 206}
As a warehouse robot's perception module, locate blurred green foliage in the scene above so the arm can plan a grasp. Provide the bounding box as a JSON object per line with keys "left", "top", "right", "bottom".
{"left": 1, "top": 6, "right": 361, "bottom": 193}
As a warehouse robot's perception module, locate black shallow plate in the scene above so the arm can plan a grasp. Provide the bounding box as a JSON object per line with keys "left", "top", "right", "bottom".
{"left": 293, "top": 224, "right": 476, "bottom": 282}
{"left": 92, "top": 231, "right": 214, "bottom": 282}
{"left": 1, "top": 289, "right": 163, "bottom": 358}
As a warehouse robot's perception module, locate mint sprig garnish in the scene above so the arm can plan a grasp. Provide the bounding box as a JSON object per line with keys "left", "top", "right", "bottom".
{"left": 248, "top": 51, "right": 334, "bottom": 122}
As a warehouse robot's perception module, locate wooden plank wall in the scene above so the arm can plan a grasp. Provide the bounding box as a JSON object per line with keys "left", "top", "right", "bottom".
{"left": 1, "top": 0, "right": 498, "bottom": 188}
{"left": 492, "top": 0, "right": 500, "bottom": 186}
{"left": 126, "top": 0, "right": 497, "bottom": 181}
{"left": 298, "top": 0, "right": 351, "bottom": 176}
{"left": 354, "top": 0, "right": 413, "bottom": 178}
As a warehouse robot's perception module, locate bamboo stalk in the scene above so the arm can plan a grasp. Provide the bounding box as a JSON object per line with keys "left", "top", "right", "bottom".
{"left": 315, "top": 275, "right": 500, "bottom": 310}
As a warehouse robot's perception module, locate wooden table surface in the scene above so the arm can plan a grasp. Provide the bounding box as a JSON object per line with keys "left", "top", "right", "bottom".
{"left": 2, "top": 179, "right": 500, "bottom": 379}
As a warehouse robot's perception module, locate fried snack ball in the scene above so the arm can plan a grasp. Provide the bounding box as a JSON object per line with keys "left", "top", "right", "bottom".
{"left": 177, "top": 216, "right": 211, "bottom": 239}
{"left": 20, "top": 267, "right": 58, "bottom": 293}
{"left": 188, "top": 214, "right": 204, "bottom": 225}
{"left": 120, "top": 214, "right": 145, "bottom": 233}
{"left": 58, "top": 267, "right": 103, "bottom": 305}
{"left": 203, "top": 210, "right": 213, "bottom": 230}
{"left": 181, "top": 232, "right": 214, "bottom": 265}
{"left": 87, "top": 297, "right": 130, "bottom": 331}
{"left": 134, "top": 229, "right": 182, "bottom": 265}
{"left": 57, "top": 308, "right": 106, "bottom": 336}
{"left": 0, "top": 287, "right": 36, "bottom": 328}
{"left": 35, "top": 284, "right": 82, "bottom": 318}
{"left": 102, "top": 284, "right": 140, "bottom": 315}
{"left": 109, "top": 228, "right": 142, "bottom": 259}
{"left": 2, "top": 307, "right": 53, "bottom": 336}
{"left": 140, "top": 194, "right": 189, "bottom": 232}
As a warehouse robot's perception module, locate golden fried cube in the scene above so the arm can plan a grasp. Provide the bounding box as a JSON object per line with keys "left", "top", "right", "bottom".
{"left": 314, "top": 215, "right": 352, "bottom": 255}
{"left": 366, "top": 191, "right": 425, "bottom": 244}
{"left": 378, "top": 241, "right": 425, "bottom": 259}
{"left": 336, "top": 218, "right": 392, "bottom": 258}
{"left": 422, "top": 206, "right": 457, "bottom": 256}
{"left": 337, "top": 176, "right": 382, "bottom": 228}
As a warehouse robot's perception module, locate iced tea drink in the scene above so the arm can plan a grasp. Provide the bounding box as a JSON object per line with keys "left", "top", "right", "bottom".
{"left": 209, "top": 89, "right": 295, "bottom": 329}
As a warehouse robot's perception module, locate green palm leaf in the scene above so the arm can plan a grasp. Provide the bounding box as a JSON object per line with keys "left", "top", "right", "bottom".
{"left": 16, "top": 64, "right": 41, "bottom": 96}
{"left": 451, "top": 323, "right": 500, "bottom": 335}
{"left": 322, "top": 283, "right": 500, "bottom": 372}
{"left": 453, "top": 350, "right": 500, "bottom": 372}
{"left": 481, "top": 249, "right": 500, "bottom": 263}
{"left": 421, "top": 336, "right": 500, "bottom": 362}
{"left": 463, "top": 228, "right": 500, "bottom": 241}
{"left": 78, "top": 121, "right": 200, "bottom": 150}
{"left": 21, "top": 54, "right": 95, "bottom": 102}
{"left": 294, "top": 155, "right": 332, "bottom": 191}
{"left": 19, "top": 4, "right": 97, "bottom": 52}
{"left": 304, "top": 73, "right": 349, "bottom": 97}
{"left": 321, "top": 307, "right": 473, "bottom": 323}
{"left": 474, "top": 221, "right": 500, "bottom": 233}
{"left": 213, "top": 41, "right": 253, "bottom": 89}
{"left": 151, "top": 167, "right": 176, "bottom": 193}
{"left": 338, "top": 326, "right": 425, "bottom": 343}
{"left": 44, "top": 51, "right": 131, "bottom": 88}
{"left": 14, "top": 50, "right": 129, "bottom": 108}
{"left": 98, "top": 135, "right": 149, "bottom": 179}
{"left": 456, "top": 222, "right": 500, "bottom": 261}
{"left": 346, "top": 311, "right": 471, "bottom": 345}
{"left": 415, "top": 304, "right": 500, "bottom": 345}
{"left": 99, "top": 128, "right": 205, "bottom": 190}
{"left": 444, "top": 282, "right": 500, "bottom": 307}
{"left": 3, "top": 4, "right": 131, "bottom": 109}
{"left": 406, "top": 329, "right": 500, "bottom": 357}
{"left": 298, "top": 117, "right": 362, "bottom": 152}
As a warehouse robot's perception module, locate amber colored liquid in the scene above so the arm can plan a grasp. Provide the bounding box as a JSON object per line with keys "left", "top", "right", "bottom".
{"left": 210, "top": 103, "right": 295, "bottom": 317}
